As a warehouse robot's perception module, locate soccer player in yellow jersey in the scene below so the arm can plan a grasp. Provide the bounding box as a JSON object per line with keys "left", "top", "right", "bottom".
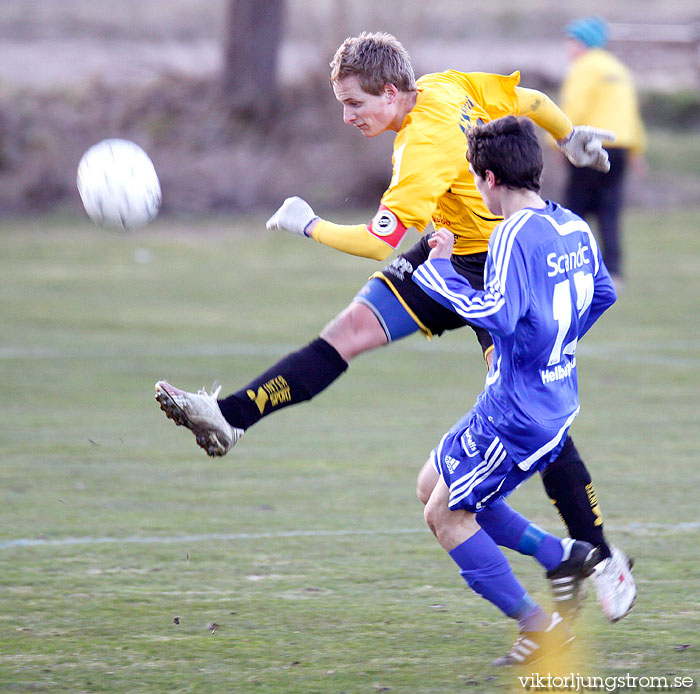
{"left": 155, "top": 32, "right": 635, "bottom": 621}
{"left": 560, "top": 16, "right": 647, "bottom": 283}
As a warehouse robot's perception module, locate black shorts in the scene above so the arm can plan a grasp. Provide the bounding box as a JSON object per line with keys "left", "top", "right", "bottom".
{"left": 373, "top": 234, "right": 493, "bottom": 355}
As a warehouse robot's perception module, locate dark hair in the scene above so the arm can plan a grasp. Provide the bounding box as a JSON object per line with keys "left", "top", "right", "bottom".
{"left": 466, "top": 116, "right": 543, "bottom": 192}
{"left": 330, "top": 31, "right": 416, "bottom": 95}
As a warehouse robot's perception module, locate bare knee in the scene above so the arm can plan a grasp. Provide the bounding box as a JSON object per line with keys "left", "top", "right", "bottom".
{"left": 424, "top": 481, "right": 480, "bottom": 551}
{"left": 423, "top": 499, "right": 437, "bottom": 536}
{"left": 416, "top": 459, "right": 438, "bottom": 506}
{"left": 319, "top": 302, "right": 387, "bottom": 362}
{"left": 424, "top": 494, "right": 447, "bottom": 539}
{"left": 416, "top": 481, "right": 431, "bottom": 506}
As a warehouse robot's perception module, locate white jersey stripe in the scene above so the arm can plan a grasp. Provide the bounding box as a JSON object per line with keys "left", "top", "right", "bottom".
{"left": 450, "top": 453, "right": 503, "bottom": 507}
{"left": 542, "top": 214, "right": 601, "bottom": 275}
{"left": 414, "top": 209, "right": 533, "bottom": 322}
{"left": 449, "top": 439, "right": 506, "bottom": 506}
{"left": 491, "top": 209, "right": 532, "bottom": 293}
{"left": 449, "top": 458, "right": 491, "bottom": 494}
{"left": 485, "top": 436, "right": 501, "bottom": 459}
{"left": 431, "top": 429, "right": 452, "bottom": 475}
{"left": 517, "top": 406, "right": 580, "bottom": 471}
{"left": 414, "top": 261, "right": 505, "bottom": 319}
{"left": 448, "top": 437, "right": 502, "bottom": 494}
{"left": 489, "top": 209, "right": 525, "bottom": 268}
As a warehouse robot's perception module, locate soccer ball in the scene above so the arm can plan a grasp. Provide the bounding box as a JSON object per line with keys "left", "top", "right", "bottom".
{"left": 77, "top": 139, "right": 161, "bottom": 230}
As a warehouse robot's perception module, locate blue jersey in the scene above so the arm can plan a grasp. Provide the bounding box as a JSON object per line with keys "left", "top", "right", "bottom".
{"left": 414, "top": 202, "right": 616, "bottom": 470}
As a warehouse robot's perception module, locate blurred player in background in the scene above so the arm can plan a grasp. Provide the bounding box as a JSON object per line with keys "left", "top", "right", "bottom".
{"left": 561, "top": 15, "right": 647, "bottom": 286}
{"left": 413, "top": 115, "right": 617, "bottom": 664}
{"left": 155, "top": 32, "right": 634, "bottom": 620}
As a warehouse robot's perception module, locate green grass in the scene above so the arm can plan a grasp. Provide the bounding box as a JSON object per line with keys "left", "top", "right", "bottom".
{"left": 1, "top": 211, "right": 699, "bottom": 693}
{"left": 646, "top": 129, "right": 700, "bottom": 179}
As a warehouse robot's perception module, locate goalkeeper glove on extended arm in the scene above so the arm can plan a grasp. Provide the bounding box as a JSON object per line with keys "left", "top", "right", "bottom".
{"left": 557, "top": 126, "right": 617, "bottom": 173}
{"left": 266, "top": 196, "right": 319, "bottom": 237}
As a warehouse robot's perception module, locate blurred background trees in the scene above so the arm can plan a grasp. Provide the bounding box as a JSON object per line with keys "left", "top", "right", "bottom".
{"left": 0, "top": 0, "right": 698, "bottom": 218}
{"left": 221, "top": 0, "right": 285, "bottom": 118}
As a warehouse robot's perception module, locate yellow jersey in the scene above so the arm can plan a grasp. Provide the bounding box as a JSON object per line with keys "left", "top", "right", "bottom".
{"left": 561, "top": 49, "right": 646, "bottom": 153}
{"left": 311, "top": 69, "right": 571, "bottom": 261}
{"left": 381, "top": 70, "right": 522, "bottom": 255}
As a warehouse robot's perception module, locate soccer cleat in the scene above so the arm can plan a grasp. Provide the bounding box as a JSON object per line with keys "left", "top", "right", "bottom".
{"left": 491, "top": 612, "right": 574, "bottom": 666}
{"left": 546, "top": 540, "right": 602, "bottom": 619}
{"left": 154, "top": 380, "right": 243, "bottom": 457}
{"left": 591, "top": 545, "right": 636, "bottom": 622}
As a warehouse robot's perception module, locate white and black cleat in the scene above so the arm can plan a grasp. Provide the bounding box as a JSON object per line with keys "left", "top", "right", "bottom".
{"left": 492, "top": 612, "right": 574, "bottom": 667}
{"left": 155, "top": 380, "right": 243, "bottom": 457}
{"left": 546, "top": 539, "right": 602, "bottom": 619}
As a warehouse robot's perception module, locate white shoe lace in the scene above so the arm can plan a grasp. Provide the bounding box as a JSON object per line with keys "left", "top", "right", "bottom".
{"left": 197, "top": 381, "right": 222, "bottom": 400}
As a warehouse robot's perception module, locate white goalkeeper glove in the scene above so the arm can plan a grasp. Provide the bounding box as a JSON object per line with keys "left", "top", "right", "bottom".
{"left": 266, "top": 196, "right": 319, "bottom": 237}
{"left": 557, "top": 126, "right": 617, "bottom": 173}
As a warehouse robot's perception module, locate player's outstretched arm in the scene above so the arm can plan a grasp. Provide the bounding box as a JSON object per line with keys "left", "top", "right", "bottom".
{"left": 266, "top": 196, "right": 406, "bottom": 261}
{"left": 266, "top": 196, "right": 319, "bottom": 236}
{"left": 556, "top": 126, "right": 617, "bottom": 173}
{"left": 515, "top": 87, "right": 614, "bottom": 172}
{"left": 516, "top": 87, "right": 573, "bottom": 142}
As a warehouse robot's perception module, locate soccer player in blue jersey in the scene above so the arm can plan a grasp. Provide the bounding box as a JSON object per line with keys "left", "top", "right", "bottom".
{"left": 412, "top": 115, "right": 618, "bottom": 665}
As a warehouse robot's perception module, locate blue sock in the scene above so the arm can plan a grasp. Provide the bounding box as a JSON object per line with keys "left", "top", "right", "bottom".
{"left": 477, "top": 498, "right": 565, "bottom": 571}
{"left": 448, "top": 529, "right": 545, "bottom": 626}
{"left": 533, "top": 534, "right": 567, "bottom": 571}
{"left": 512, "top": 595, "right": 551, "bottom": 632}
{"left": 477, "top": 498, "right": 529, "bottom": 547}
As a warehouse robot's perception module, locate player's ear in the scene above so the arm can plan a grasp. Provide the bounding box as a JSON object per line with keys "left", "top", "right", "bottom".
{"left": 486, "top": 170, "right": 498, "bottom": 189}
{"left": 384, "top": 84, "right": 398, "bottom": 102}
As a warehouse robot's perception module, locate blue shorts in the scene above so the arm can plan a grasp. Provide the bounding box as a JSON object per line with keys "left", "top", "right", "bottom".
{"left": 430, "top": 409, "right": 540, "bottom": 513}
{"left": 353, "top": 277, "right": 420, "bottom": 342}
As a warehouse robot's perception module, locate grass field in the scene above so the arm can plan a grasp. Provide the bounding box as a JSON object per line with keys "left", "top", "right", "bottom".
{"left": 1, "top": 210, "right": 698, "bottom": 693}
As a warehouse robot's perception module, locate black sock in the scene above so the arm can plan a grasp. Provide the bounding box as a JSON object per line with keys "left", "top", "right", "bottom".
{"left": 217, "top": 337, "right": 348, "bottom": 430}
{"left": 540, "top": 437, "right": 611, "bottom": 559}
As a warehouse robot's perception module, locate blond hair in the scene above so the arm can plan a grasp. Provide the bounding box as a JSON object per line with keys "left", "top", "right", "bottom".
{"left": 329, "top": 31, "right": 416, "bottom": 95}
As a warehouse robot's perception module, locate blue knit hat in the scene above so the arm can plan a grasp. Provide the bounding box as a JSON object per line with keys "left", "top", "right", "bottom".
{"left": 565, "top": 16, "right": 609, "bottom": 48}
